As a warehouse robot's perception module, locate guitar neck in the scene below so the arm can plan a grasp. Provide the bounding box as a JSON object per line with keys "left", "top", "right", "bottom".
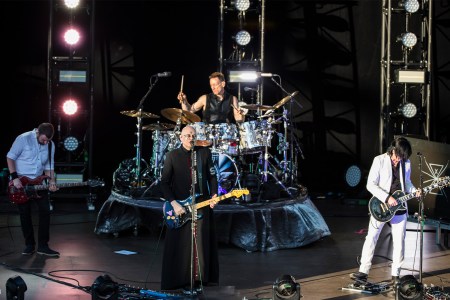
{"left": 33, "top": 181, "right": 88, "bottom": 191}
{"left": 195, "top": 192, "right": 234, "bottom": 209}
{"left": 398, "top": 182, "right": 440, "bottom": 203}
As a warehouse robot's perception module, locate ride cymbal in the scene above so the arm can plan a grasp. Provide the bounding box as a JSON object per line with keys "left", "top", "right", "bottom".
{"left": 240, "top": 104, "right": 273, "bottom": 111}
{"left": 272, "top": 91, "right": 299, "bottom": 110}
{"left": 142, "top": 123, "right": 176, "bottom": 131}
{"left": 120, "top": 110, "right": 160, "bottom": 118}
{"left": 161, "top": 108, "right": 201, "bottom": 124}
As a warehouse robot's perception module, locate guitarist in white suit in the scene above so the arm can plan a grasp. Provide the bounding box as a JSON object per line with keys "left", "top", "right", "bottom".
{"left": 6, "top": 123, "right": 60, "bottom": 257}
{"left": 351, "top": 137, "right": 420, "bottom": 284}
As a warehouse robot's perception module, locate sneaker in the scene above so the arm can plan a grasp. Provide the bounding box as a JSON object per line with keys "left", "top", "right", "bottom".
{"left": 22, "top": 245, "right": 35, "bottom": 255}
{"left": 350, "top": 271, "right": 368, "bottom": 281}
{"left": 37, "top": 246, "right": 60, "bottom": 257}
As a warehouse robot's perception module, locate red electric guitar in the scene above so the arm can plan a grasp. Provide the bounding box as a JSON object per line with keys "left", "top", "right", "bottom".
{"left": 8, "top": 175, "right": 104, "bottom": 204}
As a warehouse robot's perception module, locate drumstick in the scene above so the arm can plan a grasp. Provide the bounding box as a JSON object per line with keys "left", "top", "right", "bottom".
{"left": 180, "top": 75, "right": 184, "bottom": 93}
{"left": 231, "top": 103, "right": 244, "bottom": 115}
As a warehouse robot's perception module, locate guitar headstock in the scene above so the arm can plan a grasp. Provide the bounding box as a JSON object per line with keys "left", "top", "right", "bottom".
{"left": 87, "top": 179, "right": 105, "bottom": 188}
{"left": 230, "top": 188, "right": 250, "bottom": 198}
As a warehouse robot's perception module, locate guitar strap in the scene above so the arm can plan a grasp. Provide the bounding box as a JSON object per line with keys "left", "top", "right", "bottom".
{"left": 401, "top": 160, "right": 406, "bottom": 191}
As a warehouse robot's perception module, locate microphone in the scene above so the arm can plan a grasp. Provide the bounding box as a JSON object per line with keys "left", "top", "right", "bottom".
{"left": 153, "top": 72, "right": 172, "bottom": 77}
{"left": 244, "top": 87, "right": 257, "bottom": 92}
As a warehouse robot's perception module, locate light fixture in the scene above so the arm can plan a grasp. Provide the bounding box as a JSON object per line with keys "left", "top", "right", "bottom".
{"left": 64, "top": 28, "right": 81, "bottom": 45}
{"left": 398, "top": 275, "right": 423, "bottom": 300}
{"left": 399, "top": 32, "right": 417, "bottom": 48}
{"left": 91, "top": 274, "right": 119, "bottom": 300}
{"left": 234, "top": 30, "right": 251, "bottom": 46}
{"left": 62, "top": 99, "right": 78, "bottom": 115}
{"left": 6, "top": 275, "right": 27, "bottom": 300}
{"left": 399, "top": 102, "right": 417, "bottom": 118}
{"left": 64, "top": 0, "right": 80, "bottom": 9}
{"left": 345, "top": 165, "right": 362, "bottom": 187}
{"left": 272, "top": 274, "right": 301, "bottom": 300}
{"left": 234, "top": 0, "right": 250, "bottom": 11}
{"left": 63, "top": 136, "right": 79, "bottom": 151}
{"left": 395, "top": 69, "right": 426, "bottom": 83}
{"left": 403, "top": 0, "right": 420, "bottom": 13}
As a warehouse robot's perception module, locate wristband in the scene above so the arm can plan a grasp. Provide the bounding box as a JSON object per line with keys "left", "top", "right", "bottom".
{"left": 10, "top": 172, "right": 18, "bottom": 180}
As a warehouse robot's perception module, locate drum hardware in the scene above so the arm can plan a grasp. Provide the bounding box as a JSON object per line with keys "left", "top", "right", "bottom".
{"left": 259, "top": 150, "right": 294, "bottom": 199}
{"left": 161, "top": 108, "right": 201, "bottom": 124}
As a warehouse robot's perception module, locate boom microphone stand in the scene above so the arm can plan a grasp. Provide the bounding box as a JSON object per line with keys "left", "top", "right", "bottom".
{"left": 189, "top": 142, "right": 199, "bottom": 296}
{"left": 417, "top": 152, "right": 425, "bottom": 283}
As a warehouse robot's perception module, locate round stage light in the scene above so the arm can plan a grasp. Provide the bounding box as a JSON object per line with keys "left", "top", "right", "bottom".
{"left": 64, "top": 28, "right": 80, "bottom": 45}
{"left": 235, "top": 30, "right": 251, "bottom": 46}
{"left": 62, "top": 99, "right": 78, "bottom": 116}
{"left": 235, "top": 0, "right": 250, "bottom": 11}
{"left": 345, "top": 165, "right": 361, "bottom": 187}
{"left": 272, "top": 274, "right": 301, "bottom": 300}
{"left": 401, "top": 32, "right": 417, "bottom": 48}
{"left": 404, "top": 0, "right": 420, "bottom": 13}
{"left": 398, "top": 275, "right": 423, "bottom": 300}
{"left": 400, "top": 102, "right": 417, "bottom": 118}
{"left": 63, "top": 136, "right": 79, "bottom": 152}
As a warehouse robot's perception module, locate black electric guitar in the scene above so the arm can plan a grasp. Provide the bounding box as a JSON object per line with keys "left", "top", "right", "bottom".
{"left": 163, "top": 189, "right": 249, "bottom": 229}
{"left": 368, "top": 176, "right": 450, "bottom": 222}
{"left": 8, "top": 175, "right": 105, "bottom": 204}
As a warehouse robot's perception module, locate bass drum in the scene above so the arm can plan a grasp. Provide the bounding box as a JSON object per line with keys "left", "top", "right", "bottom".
{"left": 212, "top": 152, "right": 239, "bottom": 195}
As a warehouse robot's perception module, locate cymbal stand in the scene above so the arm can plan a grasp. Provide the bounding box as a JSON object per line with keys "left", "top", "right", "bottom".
{"left": 259, "top": 149, "right": 294, "bottom": 199}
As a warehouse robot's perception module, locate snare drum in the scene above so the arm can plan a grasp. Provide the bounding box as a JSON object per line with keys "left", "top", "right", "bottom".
{"left": 188, "top": 122, "right": 212, "bottom": 146}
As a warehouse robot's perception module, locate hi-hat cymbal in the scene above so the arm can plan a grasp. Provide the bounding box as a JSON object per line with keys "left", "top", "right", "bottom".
{"left": 161, "top": 108, "right": 201, "bottom": 124}
{"left": 272, "top": 91, "right": 299, "bottom": 110}
{"left": 120, "top": 110, "right": 160, "bottom": 118}
{"left": 142, "top": 123, "right": 176, "bottom": 131}
{"left": 241, "top": 104, "right": 273, "bottom": 111}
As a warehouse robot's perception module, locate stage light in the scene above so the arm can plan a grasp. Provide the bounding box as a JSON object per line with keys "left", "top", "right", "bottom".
{"left": 402, "top": 0, "right": 420, "bottom": 13}
{"left": 272, "top": 274, "right": 301, "bottom": 300}
{"left": 399, "top": 32, "right": 417, "bottom": 48}
{"left": 6, "top": 275, "right": 27, "bottom": 300}
{"left": 62, "top": 99, "right": 78, "bottom": 116}
{"left": 398, "top": 275, "right": 422, "bottom": 300}
{"left": 399, "top": 102, "right": 417, "bottom": 118}
{"left": 395, "top": 69, "right": 426, "bottom": 83}
{"left": 229, "top": 70, "right": 258, "bottom": 82}
{"left": 345, "top": 165, "right": 361, "bottom": 187}
{"left": 64, "top": 0, "right": 80, "bottom": 9}
{"left": 64, "top": 28, "right": 80, "bottom": 46}
{"left": 234, "top": 0, "right": 250, "bottom": 11}
{"left": 63, "top": 136, "right": 79, "bottom": 151}
{"left": 235, "top": 30, "right": 251, "bottom": 46}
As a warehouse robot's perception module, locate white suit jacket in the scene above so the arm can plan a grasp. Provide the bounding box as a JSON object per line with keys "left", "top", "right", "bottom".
{"left": 366, "top": 153, "right": 416, "bottom": 203}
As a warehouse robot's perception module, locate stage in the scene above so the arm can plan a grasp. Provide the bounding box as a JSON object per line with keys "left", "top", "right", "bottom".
{"left": 94, "top": 190, "right": 331, "bottom": 252}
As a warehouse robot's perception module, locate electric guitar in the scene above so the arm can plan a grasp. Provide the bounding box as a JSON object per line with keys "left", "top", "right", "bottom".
{"left": 8, "top": 175, "right": 105, "bottom": 204}
{"left": 368, "top": 176, "right": 450, "bottom": 222}
{"left": 163, "top": 188, "right": 249, "bottom": 229}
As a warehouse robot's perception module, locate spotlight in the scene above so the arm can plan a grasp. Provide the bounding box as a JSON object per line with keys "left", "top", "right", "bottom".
{"left": 63, "top": 136, "right": 79, "bottom": 151}
{"left": 234, "top": 0, "right": 250, "bottom": 11}
{"left": 399, "top": 102, "right": 417, "bottom": 118}
{"left": 345, "top": 165, "right": 361, "bottom": 187}
{"left": 64, "top": 0, "right": 80, "bottom": 9}
{"left": 62, "top": 99, "right": 78, "bottom": 116}
{"left": 64, "top": 28, "right": 81, "bottom": 45}
{"left": 229, "top": 70, "right": 258, "bottom": 82}
{"left": 399, "top": 32, "right": 417, "bottom": 48}
{"left": 272, "top": 274, "right": 301, "bottom": 300}
{"left": 402, "top": 0, "right": 420, "bottom": 13}
{"left": 6, "top": 275, "right": 27, "bottom": 300}
{"left": 234, "top": 30, "right": 251, "bottom": 46}
{"left": 398, "top": 275, "right": 422, "bottom": 300}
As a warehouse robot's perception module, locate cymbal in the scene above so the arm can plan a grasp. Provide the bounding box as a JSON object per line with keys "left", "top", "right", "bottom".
{"left": 142, "top": 123, "right": 176, "bottom": 131}
{"left": 161, "top": 108, "right": 201, "bottom": 124}
{"left": 241, "top": 104, "right": 273, "bottom": 111}
{"left": 272, "top": 91, "right": 299, "bottom": 110}
{"left": 120, "top": 110, "right": 160, "bottom": 118}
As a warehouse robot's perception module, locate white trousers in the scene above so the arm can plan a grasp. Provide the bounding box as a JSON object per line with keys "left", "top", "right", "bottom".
{"left": 358, "top": 213, "right": 407, "bottom": 277}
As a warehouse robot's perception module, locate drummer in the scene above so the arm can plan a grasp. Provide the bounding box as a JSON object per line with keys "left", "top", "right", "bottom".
{"left": 177, "top": 72, "right": 245, "bottom": 124}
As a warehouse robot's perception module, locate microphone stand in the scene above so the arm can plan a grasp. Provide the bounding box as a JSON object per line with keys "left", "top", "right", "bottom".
{"left": 134, "top": 76, "right": 159, "bottom": 189}
{"left": 189, "top": 145, "right": 198, "bottom": 295}
{"left": 417, "top": 153, "right": 425, "bottom": 283}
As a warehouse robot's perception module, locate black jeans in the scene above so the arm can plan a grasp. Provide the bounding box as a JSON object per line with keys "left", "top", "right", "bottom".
{"left": 17, "top": 191, "right": 51, "bottom": 248}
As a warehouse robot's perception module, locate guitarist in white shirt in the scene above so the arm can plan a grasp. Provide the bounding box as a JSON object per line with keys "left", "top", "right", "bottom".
{"left": 6, "top": 123, "right": 60, "bottom": 257}
{"left": 351, "top": 137, "right": 421, "bottom": 284}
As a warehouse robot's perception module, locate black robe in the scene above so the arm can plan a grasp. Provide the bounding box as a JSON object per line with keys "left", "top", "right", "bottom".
{"left": 160, "top": 145, "right": 219, "bottom": 290}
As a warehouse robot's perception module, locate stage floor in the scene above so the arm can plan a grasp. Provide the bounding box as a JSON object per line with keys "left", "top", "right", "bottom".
{"left": 0, "top": 193, "right": 449, "bottom": 299}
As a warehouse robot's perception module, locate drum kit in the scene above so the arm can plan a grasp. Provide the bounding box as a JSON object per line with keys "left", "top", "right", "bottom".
{"left": 113, "top": 93, "right": 301, "bottom": 200}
